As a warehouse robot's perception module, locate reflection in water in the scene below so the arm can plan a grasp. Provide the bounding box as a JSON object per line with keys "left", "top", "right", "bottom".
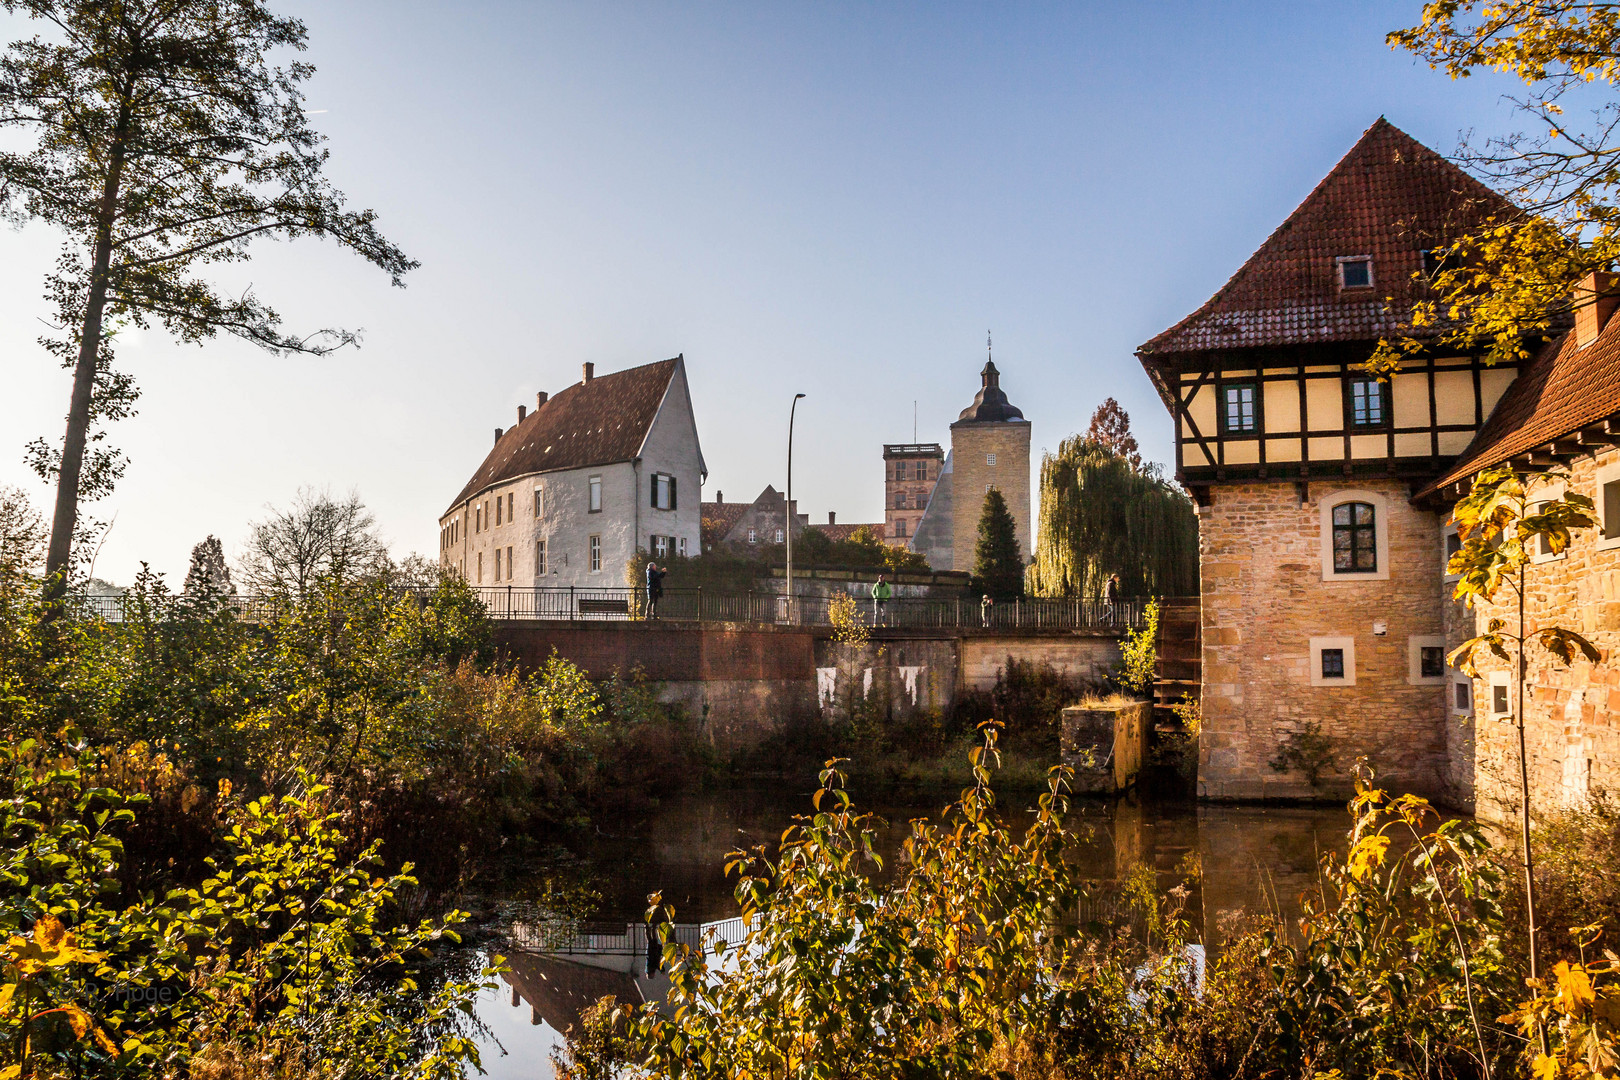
{"left": 474, "top": 785, "right": 1354, "bottom": 1077}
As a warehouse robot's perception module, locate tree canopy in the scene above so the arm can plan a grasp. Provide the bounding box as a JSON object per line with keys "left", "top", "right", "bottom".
{"left": 971, "top": 487, "right": 1024, "bottom": 600}
{"left": 1028, "top": 435, "right": 1198, "bottom": 599}
{"left": 0, "top": 0, "right": 414, "bottom": 598}
{"left": 1373, "top": 2, "right": 1620, "bottom": 373}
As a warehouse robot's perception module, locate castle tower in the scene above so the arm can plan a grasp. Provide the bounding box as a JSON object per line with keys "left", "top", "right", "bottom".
{"left": 949, "top": 359, "right": 1031, "bottom": 571}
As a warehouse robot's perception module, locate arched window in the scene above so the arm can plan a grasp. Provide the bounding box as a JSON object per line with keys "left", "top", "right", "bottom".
{"left": 1331, "top": 502, "right": 1377, "bottom": 572}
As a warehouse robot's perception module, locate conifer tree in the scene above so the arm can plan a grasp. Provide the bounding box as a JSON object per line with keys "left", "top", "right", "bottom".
{"left": 183, "top": 535, "right": 234, "bottom": 598}
{"left": 971, "top": 488, "right": 1023, "bottom": 600}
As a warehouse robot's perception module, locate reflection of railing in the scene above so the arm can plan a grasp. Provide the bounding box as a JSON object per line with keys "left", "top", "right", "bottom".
{"left": 507, "top": 917, "right": 752, "bottom": 956}
{"left": 63, "top": 587, "right": 1152, "bottom": 632}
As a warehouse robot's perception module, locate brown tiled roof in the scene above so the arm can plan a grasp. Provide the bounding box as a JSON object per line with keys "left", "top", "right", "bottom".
{"left": 1420, "top": 319, "right": 1620, "bottom": 496}
{"left": 447, "top": 358, "right": 679, "bottom": 513}
{"left": 808, "top": 522, "right": 883, "bottom": 542}
{"left": 1138, "top": 118, "right": 1517, "bottom": 358}
{"left": 700, "top": 500, "right": 747, "bottom": 545}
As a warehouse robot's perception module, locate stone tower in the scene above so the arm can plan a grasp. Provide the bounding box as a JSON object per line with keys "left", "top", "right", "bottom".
{"left": 949, "top": 359, "right": 1032, "bottom": 572}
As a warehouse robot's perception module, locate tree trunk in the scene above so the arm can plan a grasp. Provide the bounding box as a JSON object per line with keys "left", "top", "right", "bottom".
{"left": 40, "top": 104, "right": 131, "bottom": 619}
{"left": 1518, "top": 564, "right": 1548, "bottom": 1056}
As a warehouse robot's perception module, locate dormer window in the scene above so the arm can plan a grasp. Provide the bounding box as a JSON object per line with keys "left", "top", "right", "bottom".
{"left": 1337, "top": 256, "right": 1373, "bottom": 289}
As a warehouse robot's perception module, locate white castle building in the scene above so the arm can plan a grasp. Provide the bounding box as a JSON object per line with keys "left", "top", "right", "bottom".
{"left": 438, "top": 356, "right": 707, "bottom": 589}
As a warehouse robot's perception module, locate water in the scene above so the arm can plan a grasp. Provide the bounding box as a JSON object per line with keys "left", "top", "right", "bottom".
{"left": 468, "top": 782, "right": 1353, "bottom": 1078}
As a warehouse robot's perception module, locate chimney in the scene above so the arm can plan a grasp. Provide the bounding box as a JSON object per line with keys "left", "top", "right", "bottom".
{"left": 582, "top": 362, "right": 595, "bottom": 383}
{"left": 494, "top": 427, "right": 503, "bottom": 444}
{"left": 716, "top": 490, "right": 724, "bottom": 504}
{"left": 828, "top": 511, "right": 837, "bottom": 525}
{"left": 1576, "top": 270, "right": 1620, "bottom": 347}
{"left": 536, "top": 390, "right": 548, "bottom": 408}
{"left": 517, "top": 404, "right": 526, "bottom": 423}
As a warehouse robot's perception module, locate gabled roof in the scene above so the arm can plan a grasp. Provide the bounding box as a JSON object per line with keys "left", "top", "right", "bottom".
{"left": 1420, "top": 317, "right": 1620, "bottom": 497}
{"left": 1138, "top": 118, "right": 1516, "bottom": 358}
{"left": 700, "top": 500, "right": 748, "bottom": 545}
{"left": 447, "top": 357, "right": 680, "bottom": 513}
{"left": 809, "top": 521, "right": 882, "bottom": 542}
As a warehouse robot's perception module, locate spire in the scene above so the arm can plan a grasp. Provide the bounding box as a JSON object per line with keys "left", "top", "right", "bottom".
{"left": 957, "top": 342, "right": 1023, "bottom": 423}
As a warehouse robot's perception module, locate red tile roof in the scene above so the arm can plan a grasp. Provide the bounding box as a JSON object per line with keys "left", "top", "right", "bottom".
{"left": 1421, "top": 318, "right": 1620, "bottom": 497}
{"left": 700, "top": 500, "right": 748, "bottom": 545}
{"left": 447, "top": 358, "right": 679, "bottom": 513}
{"left": 1138, "top": 118, "right": 1516, "bottom": 358}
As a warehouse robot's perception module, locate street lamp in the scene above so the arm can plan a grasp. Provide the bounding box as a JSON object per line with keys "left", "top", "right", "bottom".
{"left": 786, "top": 393, "right": 806, "bottom": 624}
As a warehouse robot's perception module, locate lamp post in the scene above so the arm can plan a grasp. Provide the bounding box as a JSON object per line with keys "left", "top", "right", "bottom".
{"left": 786, "top": 393, "right": 806, "bottom": 624}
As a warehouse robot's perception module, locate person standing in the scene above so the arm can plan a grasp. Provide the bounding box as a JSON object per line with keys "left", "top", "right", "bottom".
{"left": 646, "top": 560, "right": 665, "bottom": 620}
{"left": 980, "top": 593, "right": 993, "bottom": 628}
{"left": 1104, "top": 573, "right": 1122, "bottom": 624}
{"left": 871, "top": 575, "right": 893, "bottom": 627}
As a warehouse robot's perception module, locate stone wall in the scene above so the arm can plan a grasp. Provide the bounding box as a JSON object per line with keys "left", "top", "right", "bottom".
{"left": 949, "top": 420, "right": 1033, "bottom": 566}
{"left": 1061, "top": 699, "right": 1153, "bottom": 792}
{"left": 1458, "top": 450, "right": 1620, "bottom": 822}
{"left": 492, "top": 620, "right": 819, "bottom": 749}
{"left": 1199, "top": 479, "right": 1451, "bottom": 800}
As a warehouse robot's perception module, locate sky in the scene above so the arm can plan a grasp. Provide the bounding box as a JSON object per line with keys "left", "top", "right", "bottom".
{"left": 0, "top": 1, "right": 1535, "bottom": 585}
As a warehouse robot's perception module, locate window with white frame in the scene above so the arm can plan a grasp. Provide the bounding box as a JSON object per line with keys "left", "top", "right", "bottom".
{"left": 774, "top": 529, "right": 784, "bottom": 544}
{"left": 1221, "top": 383, "right": 1258, "bottom": 434}
{"left": 534, "top": 487, "right": 543, "bottom": 519}
{"left": 987, "top": 453, "right": 997, "bottom": 466}
{"left": 589, "top": 535, "right": 601, "bottom": 572}
{"left": 747, "top": 528, "right": 757, "bottom": 544}
{"left": 1408, "top": 635, "right": 1447, "bottom": 685}
{"left": 535, "top": 539, "right": 546, "bottom": 576}
{"left": 652, "top": 473, "right": 676, "bottom": 511}
{"left": 678, "top": 536, "right": 687, "bottom": 557}
{"left": 1309, "top": 636, "right": 1357, "bottom": 686}
{"left": 653, "top": 535, "right": 670, "bottom": 558}
{"left": 1600, "top": 460, "right": 1620, "bottom": 550}
{"left": 1319, "top": 491, "right": 1390, "bottom": 581}
{"left": 1489, "top": 671, "right": 1512, "bottom": 718}
{"left": 588, "top": 476, "right": 602, "bottom": 513}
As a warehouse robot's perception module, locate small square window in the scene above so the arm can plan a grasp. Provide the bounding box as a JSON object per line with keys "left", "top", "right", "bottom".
{"left": 1454, "top": 680, "right": 1471, "bottom": 711}
{"left": 1339, "top": 256, "right": 1373, "bottom": 289}
{"left": 1221, "top": 383, "right": 1257, "bottom": 434}
{"left": 1321, "top": 649, "right": 1345, "bottom": 679}
{"left": 1422, "top": 249, "right": 1447, "bottom": 278}
{"left": 1420, "top": 646, "right": 1445, "bottom": 679}
{"left": 1492, "top": 681, "right": 1510, "bottom": 715}
{"left": 1348, "top": 378, "right": 1387, "bottom": 428}
{"left": 987, "top": 453, "right": 998, "bottom": 466}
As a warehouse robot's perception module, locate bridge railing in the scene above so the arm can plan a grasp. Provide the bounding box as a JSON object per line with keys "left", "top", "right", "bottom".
{"left": 63, "top": 586, "right": 1149, "bottom": 632}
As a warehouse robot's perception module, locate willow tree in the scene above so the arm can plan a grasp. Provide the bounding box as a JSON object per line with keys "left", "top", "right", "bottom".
{"left": 1028, "top": 436, "right": 1198, "bottom": 598}
{"left": 0, "top": 0, "right": 415, "bottom": 610}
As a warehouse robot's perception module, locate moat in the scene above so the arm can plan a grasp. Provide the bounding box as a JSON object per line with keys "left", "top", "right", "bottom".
{"left": 468, "top": 782, "right": 1355, "bottom": 1079}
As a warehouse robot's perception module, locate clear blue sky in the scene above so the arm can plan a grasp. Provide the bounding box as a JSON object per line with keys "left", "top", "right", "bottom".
{"left": 0, "top": 1, "right": 1530, "bottom": 584}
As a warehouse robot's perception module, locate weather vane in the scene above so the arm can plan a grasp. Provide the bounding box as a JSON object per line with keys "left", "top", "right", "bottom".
{"left": 987, "top": 330, "right": 992, "bottom": 362}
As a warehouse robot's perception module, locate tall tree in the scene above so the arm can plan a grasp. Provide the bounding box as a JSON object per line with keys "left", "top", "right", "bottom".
{"left": 0, "top": 0, "right": 416, "bottom": 609}
{"left": 238, "top": 487, "right": 386, "bottom": 597}
{"left": 183, "top": 534, "right": 234, "bottom": 597}
{"left": 971, "top": 488, "right": 1023, "bottom": 600}
{"left": 1374, "top": 2, "right": 1620, "bottom": 373}
{"left": 1028, "top": 436, "right": 1199, "bottom": 599}
{"left": 1084, "top": 398, "right": 1145, "bottom": 474}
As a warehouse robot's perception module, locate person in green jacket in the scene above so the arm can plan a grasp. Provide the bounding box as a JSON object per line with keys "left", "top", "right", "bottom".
{"left": 871, "top": 575, "right": 893, "bottom": 626}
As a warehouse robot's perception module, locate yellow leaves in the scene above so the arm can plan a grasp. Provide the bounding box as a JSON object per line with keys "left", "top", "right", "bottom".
{"left": 1348, "top": 835, "right": 1391, "bottom": 881}
{"left": 1552, "top": 960, "right": 1597, "bottom": 1016}
{"left": 1533, "top": 1051, "right": 1559, "bottom": 1080}
{"left": 3, "top": 916, "right": 106, "bottom": 976}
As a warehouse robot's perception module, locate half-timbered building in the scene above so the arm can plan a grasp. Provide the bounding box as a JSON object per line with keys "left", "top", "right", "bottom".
{"left": 1138, "top": 118, "right": 1540, "bottom": 802}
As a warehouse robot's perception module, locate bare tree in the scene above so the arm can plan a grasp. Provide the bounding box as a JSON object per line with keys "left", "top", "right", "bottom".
{"left": 0, "top": 484, "right": 45, "bottom": 572}
{"left": 238, "top": 488, "right": 387, "bottom": 596}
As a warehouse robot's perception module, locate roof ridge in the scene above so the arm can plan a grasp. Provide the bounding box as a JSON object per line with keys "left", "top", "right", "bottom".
{"left": 1137, "top": 118, "right": 1516, "bottom": 358}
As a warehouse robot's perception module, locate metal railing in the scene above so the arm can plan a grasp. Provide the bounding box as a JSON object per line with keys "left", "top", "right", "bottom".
{"left": 62, "top": 586, "right": 1147, "bottom": 632}
{"left": 471, "top": 586, "right": 1145, "bottom": 631}
{"left": 507, "top": 916, "right": 753, "bottom": 957}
